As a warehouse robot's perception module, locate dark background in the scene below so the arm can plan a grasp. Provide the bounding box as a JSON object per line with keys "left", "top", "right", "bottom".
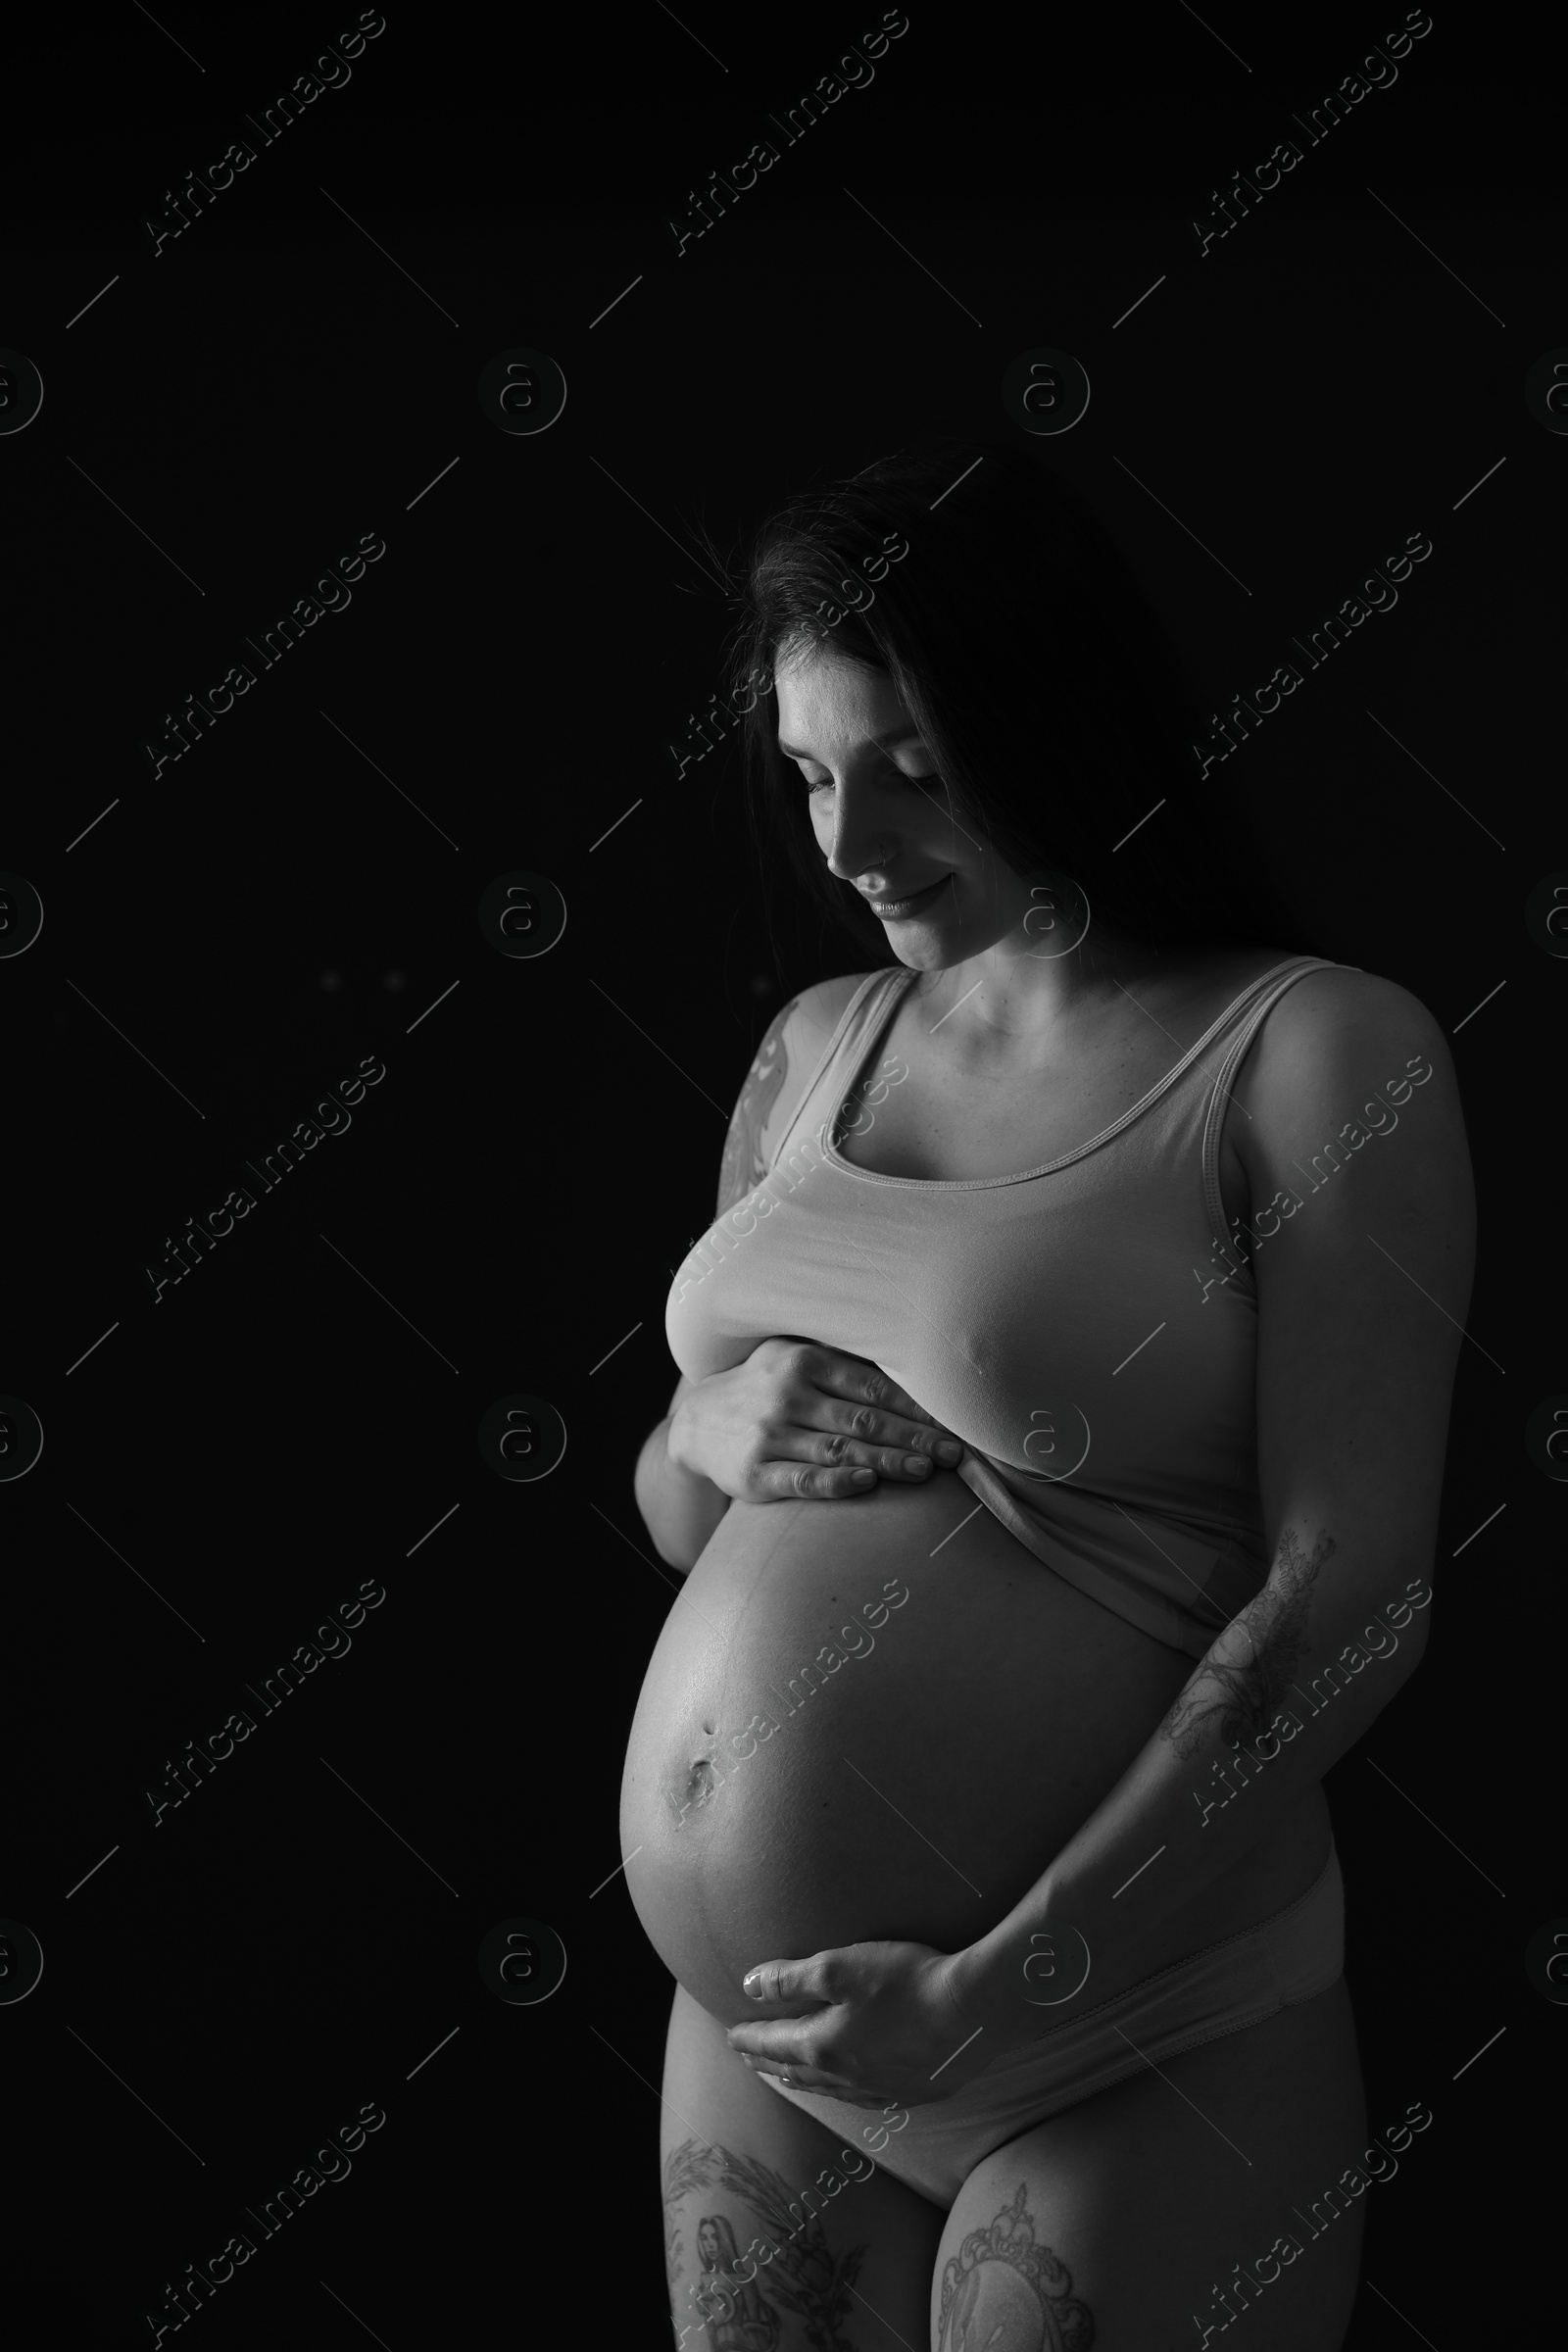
{"left": 5, "top": 0, "right": 1557, "bottom": 2341}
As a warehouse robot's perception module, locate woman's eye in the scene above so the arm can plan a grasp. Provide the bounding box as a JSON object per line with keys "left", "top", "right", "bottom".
{"left": 800, "top": 760, "right": 934, "bottom": 792}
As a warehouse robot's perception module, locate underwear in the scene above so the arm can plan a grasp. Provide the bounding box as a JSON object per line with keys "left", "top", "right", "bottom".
{"left": 760, "top": 1840, "right": 1344, "bottom": 2207}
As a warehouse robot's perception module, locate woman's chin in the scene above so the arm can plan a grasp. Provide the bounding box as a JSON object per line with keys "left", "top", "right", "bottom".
{"left": 891, "top": 919, "right": 969, "bottom": 967}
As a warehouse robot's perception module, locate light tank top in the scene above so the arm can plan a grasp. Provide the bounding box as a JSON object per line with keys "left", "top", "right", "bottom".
{"left": 666, "top": 956, "right": 1357, "bottom": 1656}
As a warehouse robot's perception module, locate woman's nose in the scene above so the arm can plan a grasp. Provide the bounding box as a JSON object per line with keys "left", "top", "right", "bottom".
{"left": 824, "top": 792, "right": 892, "bottom": 882}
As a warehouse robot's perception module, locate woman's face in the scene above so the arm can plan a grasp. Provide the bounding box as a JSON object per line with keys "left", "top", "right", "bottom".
{"left": 774, "top": 645, "right": 1054, "bottom": 971}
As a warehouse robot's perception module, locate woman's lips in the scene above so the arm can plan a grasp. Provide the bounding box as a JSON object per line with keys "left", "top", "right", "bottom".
{"left": 864, "top": 873, "right": 953, "bottom": 920}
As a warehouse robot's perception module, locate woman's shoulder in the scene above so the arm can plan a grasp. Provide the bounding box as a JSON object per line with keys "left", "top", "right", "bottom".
{"left": 792, "top": 967, "right": 879, "bottom": 1038}
{"left": 1189, "top": 947, "right": 1419, "bottom": 1044}
{"left": 1251, "top": 957, "right": 1446, "bottom": 1061}
{"left": 713, "top": 971, "right": 875, "bottom": 1217}
{"left": 1228, "top": 956, "right": 1462, "bottom": 1186}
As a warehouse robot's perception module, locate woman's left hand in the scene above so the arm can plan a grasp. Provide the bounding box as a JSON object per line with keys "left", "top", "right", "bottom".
{"left": 725, "top": 1939, "right": 999, "bottom": 2108}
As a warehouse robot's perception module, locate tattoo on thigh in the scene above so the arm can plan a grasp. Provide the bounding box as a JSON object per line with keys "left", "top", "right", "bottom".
{"left": 662, "top": 2138, "right": 869, "bottom": 2351}
{"left": 938, "top": 2182, "right": 1095, "bottom": 2352}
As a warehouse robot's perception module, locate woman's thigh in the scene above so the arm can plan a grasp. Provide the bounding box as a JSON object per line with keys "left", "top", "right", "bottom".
{"left": 662, "top": 1982, "right": 946, "bottom": 2352}
{"left": 932, "top": 1980, "right": 1369, "bottom": 2351}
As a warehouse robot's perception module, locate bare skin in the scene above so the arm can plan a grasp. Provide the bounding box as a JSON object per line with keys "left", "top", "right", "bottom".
{"left": 636, "top": 640, "right": 1469, "bottom": 2351}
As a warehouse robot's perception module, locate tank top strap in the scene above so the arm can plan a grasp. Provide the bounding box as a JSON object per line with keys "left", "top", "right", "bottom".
{"left": 1199, "top": 955, "right": 1360, "bottom": 1260}
{"left": 769, "top": 968, "right": 899, "bottom": 1170}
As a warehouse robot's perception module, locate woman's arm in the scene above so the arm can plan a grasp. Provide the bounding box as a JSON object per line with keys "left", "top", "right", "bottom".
{"left": 634, "top": 1373, "right": 730, "bottom": 1573}
{"left": 635, "top": 976, "right": 866, "bottom": 1570}
{"left": 949, "top": 970, "right": 1477, "bottom": 2042}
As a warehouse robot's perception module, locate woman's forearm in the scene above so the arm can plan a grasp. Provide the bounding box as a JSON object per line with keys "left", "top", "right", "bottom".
{"left": 634, "top": 1415, "right": 730, "bottom": 1572}
{"left": 947, "top": 1541, "right": 1436, "bottom": 2049}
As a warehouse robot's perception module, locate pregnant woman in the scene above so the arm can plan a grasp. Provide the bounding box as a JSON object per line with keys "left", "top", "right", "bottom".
{"left": 621, "top": 441, "right": 1473, "bottom": 2351}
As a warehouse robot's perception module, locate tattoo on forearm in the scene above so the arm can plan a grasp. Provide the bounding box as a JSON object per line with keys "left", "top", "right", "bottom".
{"left": 662, "top": 2137, "right": 867, "bottom": 2351}
{"left": 1161, "top": 1528, "right": 1336, "bottom": 1761}
{"left": 938, "top": 2181, "right": 1096, "bottom": 2350}
{"left": 715, "top": 1004, "right": 793, "bottom": 1221}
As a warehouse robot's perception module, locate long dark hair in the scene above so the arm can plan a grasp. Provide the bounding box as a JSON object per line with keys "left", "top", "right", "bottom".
{"left": 720, "top": 432, "right": 1314, "bottom": 976}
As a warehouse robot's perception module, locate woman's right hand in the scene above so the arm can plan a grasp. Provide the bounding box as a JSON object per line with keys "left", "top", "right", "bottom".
{"left": 667, "top": 1337, "right": 965, "bottom": 1503}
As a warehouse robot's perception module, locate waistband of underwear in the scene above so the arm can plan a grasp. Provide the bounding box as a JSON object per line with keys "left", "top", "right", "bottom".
{"left": 976, "top": 1837, "right": 1342, "bottom": 2080}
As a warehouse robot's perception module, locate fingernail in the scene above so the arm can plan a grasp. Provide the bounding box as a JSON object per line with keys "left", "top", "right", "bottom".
{"left": 936, "top": 1441, "right": 961, "bottom": 1463}
{"left": 743, "top": 1968, "right": 764, "bottom": 1997}
{"left": 906, "top": 1454, "right": 931, "bottom": 1475}
{"left": 850, "top": 1468, "right": 875, "bottom": 1486}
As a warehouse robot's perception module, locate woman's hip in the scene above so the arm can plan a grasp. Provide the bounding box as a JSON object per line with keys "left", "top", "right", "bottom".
{"left": 759, "top": 1833, "right": 1348, "bottom": 2207}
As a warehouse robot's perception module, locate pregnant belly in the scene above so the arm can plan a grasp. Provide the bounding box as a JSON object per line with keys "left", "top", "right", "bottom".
{"left": 620, "top": 1474, "right": 1209, "bottom": 2029}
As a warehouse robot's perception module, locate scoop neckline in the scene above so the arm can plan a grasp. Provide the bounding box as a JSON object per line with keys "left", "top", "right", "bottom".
{"left": 812, "top": 955, "right": 1329, "bottom": 1192}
